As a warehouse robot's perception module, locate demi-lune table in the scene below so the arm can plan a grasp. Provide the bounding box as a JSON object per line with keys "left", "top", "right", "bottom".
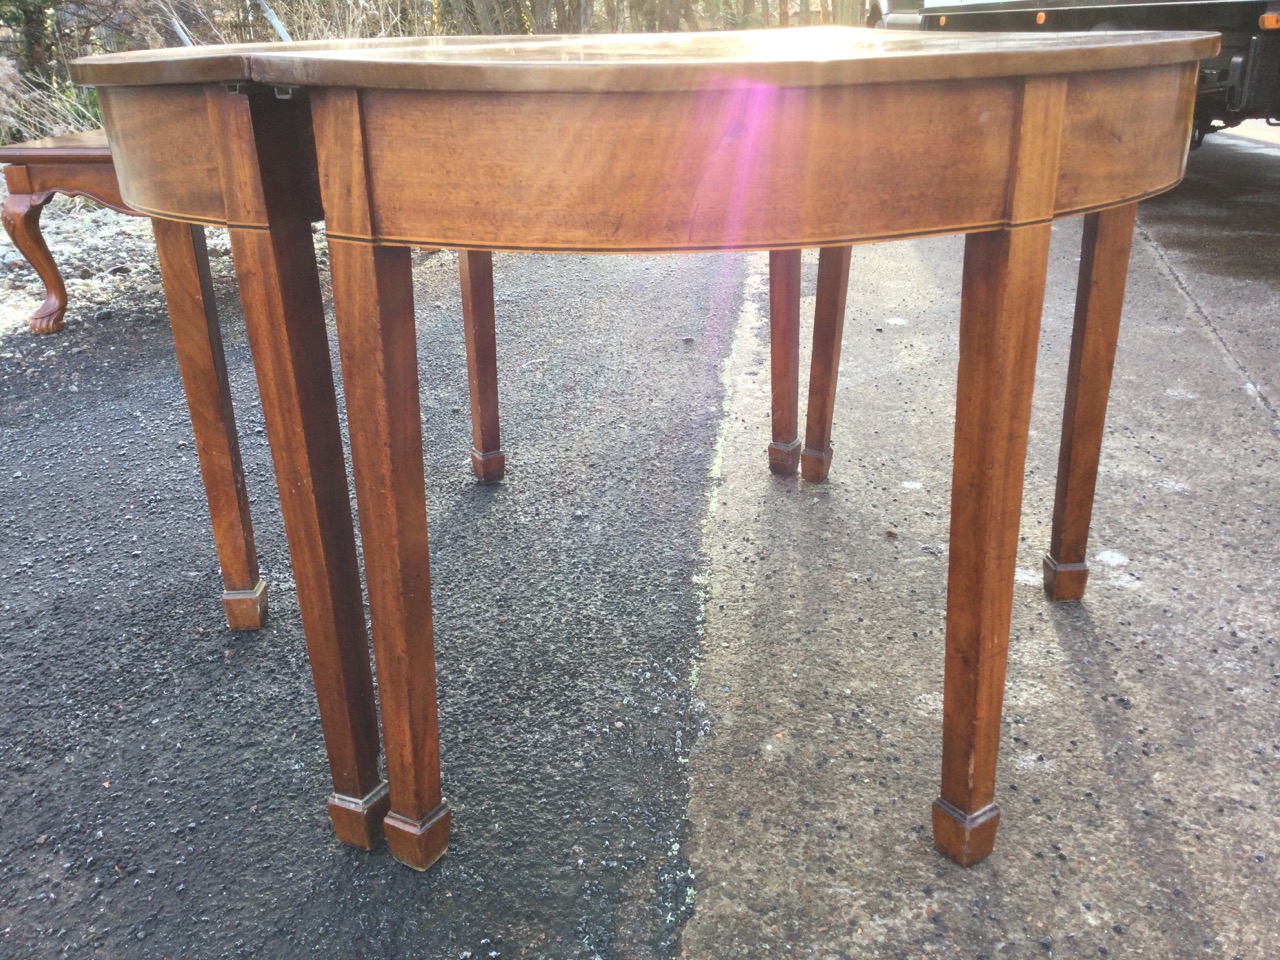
{"left": 72, "top": 26, "right": 1219, "bottom": 871}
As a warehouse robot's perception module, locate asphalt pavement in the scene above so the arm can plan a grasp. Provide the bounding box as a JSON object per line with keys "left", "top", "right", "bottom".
{"left": 1, "top": 127, "right": 1277, "bottom": 958}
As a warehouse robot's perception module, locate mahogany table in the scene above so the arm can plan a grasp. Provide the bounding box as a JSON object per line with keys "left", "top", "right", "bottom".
{"left": 73, "top": 26, "right": 1218, "bottom": 870}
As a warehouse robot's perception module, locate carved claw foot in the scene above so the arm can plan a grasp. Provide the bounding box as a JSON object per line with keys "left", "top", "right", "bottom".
{"left": 2, "top": 191, "right": 67, "bottom": 334}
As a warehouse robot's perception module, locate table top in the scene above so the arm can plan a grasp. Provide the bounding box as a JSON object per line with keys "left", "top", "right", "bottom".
{"left": 72, "top": 26, "right": 1218, "bottom": 91}
{"left": 0, "top": 128, "right": 110, "bottom": 164}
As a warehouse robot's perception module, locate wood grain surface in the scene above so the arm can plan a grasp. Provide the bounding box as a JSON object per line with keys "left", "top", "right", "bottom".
{"left": 71, "top": 27, "right": 1218, "bottom": 92}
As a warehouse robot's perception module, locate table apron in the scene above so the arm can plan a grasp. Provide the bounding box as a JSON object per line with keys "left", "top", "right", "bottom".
{"left": 97, "top": 62, "right": 1197, "bottom": 250}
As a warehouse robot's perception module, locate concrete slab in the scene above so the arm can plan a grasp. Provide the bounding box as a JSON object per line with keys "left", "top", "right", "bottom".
{"left": 684, "top": 200, "right": 1280, "bottom": 956}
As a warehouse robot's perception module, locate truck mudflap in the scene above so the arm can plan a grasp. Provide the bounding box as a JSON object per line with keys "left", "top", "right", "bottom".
{"left": 1228, "top": 35, "right": 1280, "bottom": 115}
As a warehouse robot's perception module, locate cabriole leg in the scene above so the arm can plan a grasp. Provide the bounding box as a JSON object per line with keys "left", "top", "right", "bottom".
{"left": 2, "top": 190, "right": 67, "bottom": 333}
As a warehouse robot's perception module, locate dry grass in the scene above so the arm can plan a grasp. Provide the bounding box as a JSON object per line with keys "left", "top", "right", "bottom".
{"left": 1, "top": 0, "right": 840, "bottom": 142}
{"left": 0, "top": 60, "right": 100, "bottom": 143}
{"left": 115, "top": 0, "right": 755, "bottom": 48}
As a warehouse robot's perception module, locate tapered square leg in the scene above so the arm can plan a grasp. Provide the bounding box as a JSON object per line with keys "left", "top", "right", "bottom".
{"left": 1043, "top": 204, "right": 1138, "bottom": 602}
{"left": 209, "top": 85, "right": 387, "bottom": 844}
{"left": 153, "top": 217, "right": 268, "bottom": 631}
{"left": 768, "top": 249, "right": 802, "bottom": 475}
{"left": 937, "top": 225, "right": 1052, "bottom": 867}
{"left": 326, "top": 237, "right": 450, "bottom": 870}
{"left": 801, "top": 246, "right": 852, "bottom": 483}
{"left": 460, "top": 249, "right": 505, "bottom": 483}
{"left": 936, "top": 75, "right": 1066, "bottom": 866}
{"left": 313, "top": 88, "right": 451, "bottom": 871}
